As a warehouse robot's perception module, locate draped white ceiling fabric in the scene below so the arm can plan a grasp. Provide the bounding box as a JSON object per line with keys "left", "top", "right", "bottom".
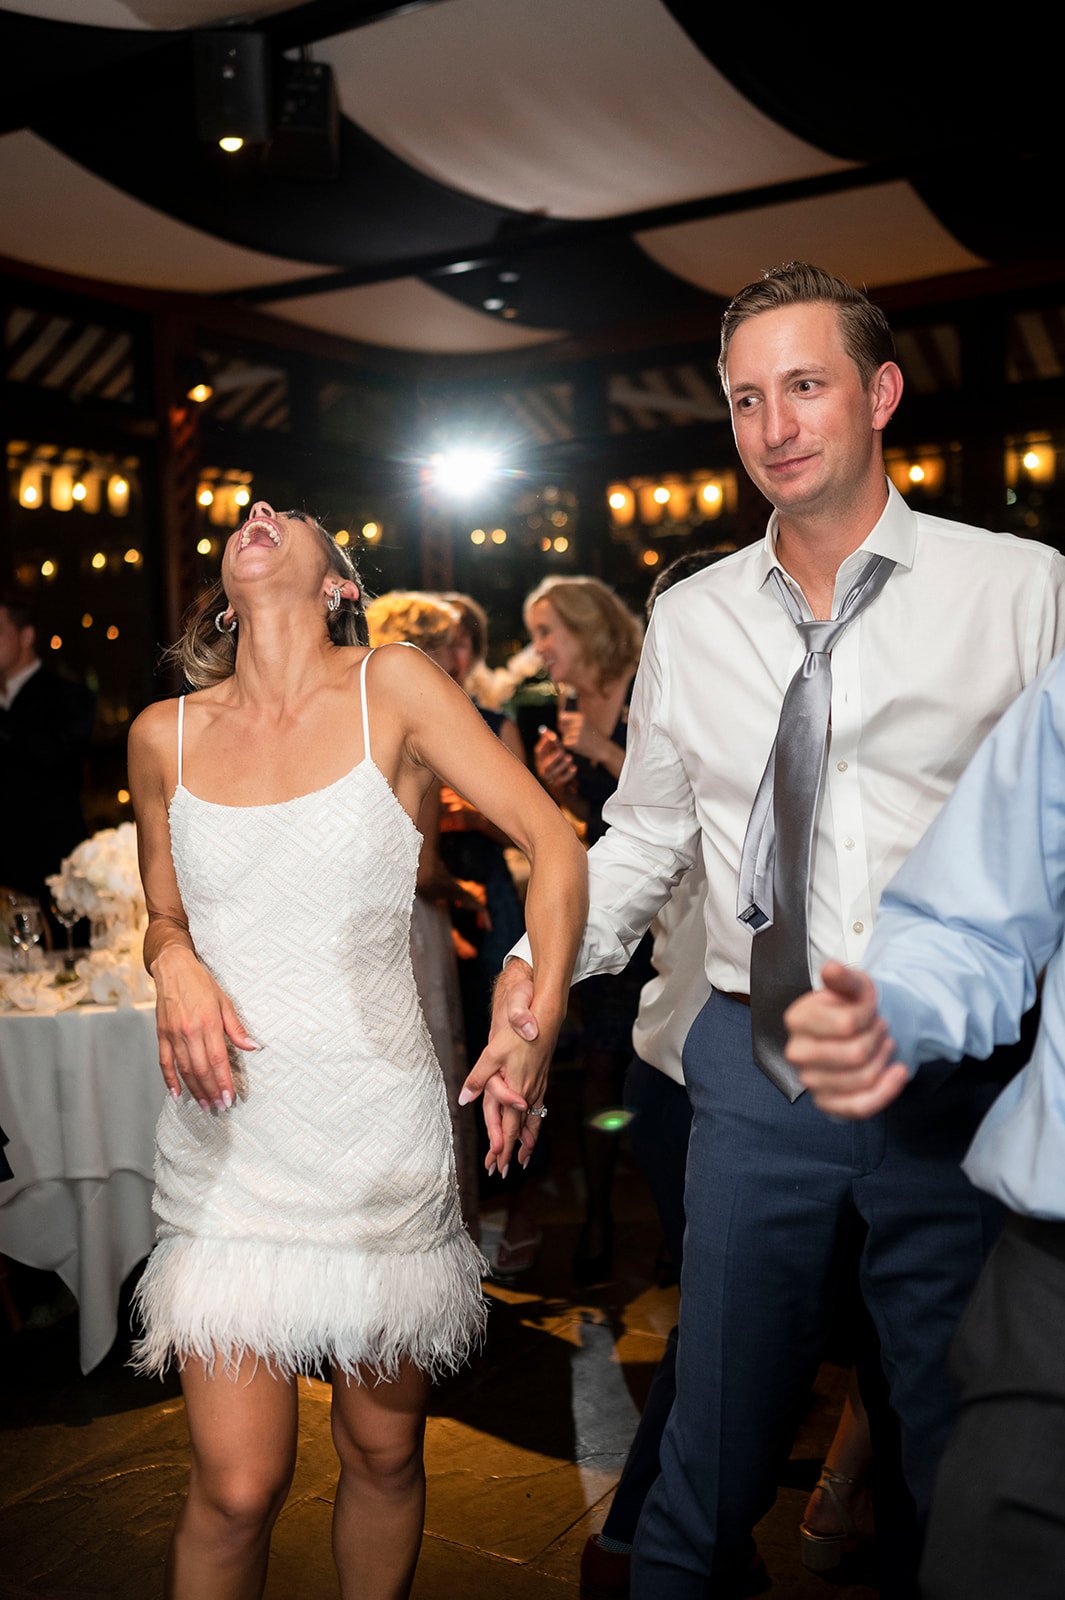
{"left": 319, "top": 0, "right": 850, "bottom": 219}
{"left": 268, "top": 277, "right": 563, "bottom": 353}
{"left": 0, "top": 131, "right": 326, "bottom": 291}
{"left": 638, "top": 182, "right": 986, "bottom": 297}
{"left": 0, "top": 0, "right": 1049, "bottom": 355}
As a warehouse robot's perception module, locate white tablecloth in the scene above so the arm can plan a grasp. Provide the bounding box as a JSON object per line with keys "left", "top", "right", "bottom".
{"left": 0, "top": 1001, "right": 164, "bottom": 1372}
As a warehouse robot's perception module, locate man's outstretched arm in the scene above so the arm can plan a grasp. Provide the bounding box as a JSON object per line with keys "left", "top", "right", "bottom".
{"left": 786, "top": 652, "right": 1065, "bottom": 1118}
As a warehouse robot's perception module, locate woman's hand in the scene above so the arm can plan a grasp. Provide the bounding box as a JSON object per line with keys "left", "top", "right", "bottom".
{"left": 534, "top": 727, "right": 578, "bottom": 794}
{"left": 459, "top": 958, "right": 555, "bottom": 1175}
{"left": 151, "top": 945, "right": 258, "bottom": 1110}
{"left": 557, "top": 709, "right": 600, "bottom": 761}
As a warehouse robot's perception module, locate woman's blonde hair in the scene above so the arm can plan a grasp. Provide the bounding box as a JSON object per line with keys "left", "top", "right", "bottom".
{"left": 523, "top": 575, "right": 643, "bottom": 690}
{"left": 365, "top": 591, "right": 460, "bottom": 651}
{"left": 168, "top": 512, "right": 368, "bottom": 690}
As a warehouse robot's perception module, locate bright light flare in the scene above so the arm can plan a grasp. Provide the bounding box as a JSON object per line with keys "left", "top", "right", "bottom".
{"left": 429, "top": 448, "right": 500, "bottom": 499}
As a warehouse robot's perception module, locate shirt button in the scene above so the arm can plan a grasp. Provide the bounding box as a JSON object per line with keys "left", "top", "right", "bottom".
{"left": 853, "top": 920, "right": 864, "bottom": 934}
{"left": 843, "top": 837, "right": 855, "bottom": 850}
{"left": 836, "top": 760, "right": 849, "bottom": 772}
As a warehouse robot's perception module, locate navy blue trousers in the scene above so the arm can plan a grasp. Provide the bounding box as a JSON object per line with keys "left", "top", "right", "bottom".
{"left": 631, "top": 992, "right": 1009, "bottom": 1599}
{"left": 602, "top": 1055, "right": 692, "bottom": 1545}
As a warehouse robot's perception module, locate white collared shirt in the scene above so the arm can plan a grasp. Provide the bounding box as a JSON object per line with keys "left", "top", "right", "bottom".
{"left": 0, "top": 658, "right": 40, "bottom": 711}
{"left": 524, "top": 482, "right": 1065, "bottom": 994}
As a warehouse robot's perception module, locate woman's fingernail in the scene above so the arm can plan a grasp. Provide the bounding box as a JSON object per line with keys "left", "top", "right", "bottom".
{"left": 213, "top": 1098, "right": 225, "bottom": 1111}
{"left": 457, "top": 1086, "right": 476, "bottom": 1105}
{"left": 487, "top": 1160, "right": 497, "bottom": 1177}
{"left": 501, "top": 1163, "right": 510, "bottom": 1180}
{"left": 170, "top": 1086, "right": 181, "bottom": 1100}
{"left": 221, "top": 1090, "right": 233, "bottom": 1108}
{"left": 197, "top": 1098, "right": 210, "bottom": 1111}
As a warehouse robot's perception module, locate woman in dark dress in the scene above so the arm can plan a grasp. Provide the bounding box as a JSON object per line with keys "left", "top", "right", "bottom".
{"left": 524, "top": 576, "right": 652, "bottom": 1281}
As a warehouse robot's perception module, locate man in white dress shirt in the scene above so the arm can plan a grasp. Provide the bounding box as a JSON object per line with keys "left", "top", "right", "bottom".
{"left": 486, "top": 264, "right": 1065, "bottom": 1598}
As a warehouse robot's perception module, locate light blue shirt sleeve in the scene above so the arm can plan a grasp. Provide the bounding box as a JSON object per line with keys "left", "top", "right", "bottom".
{"left": 865, "top": 652, "right": 1065, "bottom": 1216}
{"left": 869, "top": 651, "right": 1065, "bottom": 1069}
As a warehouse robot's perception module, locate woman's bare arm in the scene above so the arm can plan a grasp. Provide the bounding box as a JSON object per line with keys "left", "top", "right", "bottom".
{"left": 373, "top": 647, "right": 588, "bottom": 1172}
{"left": 128, "top": 701, "right": 257, "bottom": 1109}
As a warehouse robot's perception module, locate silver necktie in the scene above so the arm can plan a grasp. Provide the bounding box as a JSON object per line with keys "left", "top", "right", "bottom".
{"left": 738, "top": 554, "right": 896, "bottom": 1099}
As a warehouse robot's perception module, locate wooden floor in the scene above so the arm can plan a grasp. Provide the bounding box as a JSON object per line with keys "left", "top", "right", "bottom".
{"left": 0, "top": 1074, "right": 878, "bottom": 1600}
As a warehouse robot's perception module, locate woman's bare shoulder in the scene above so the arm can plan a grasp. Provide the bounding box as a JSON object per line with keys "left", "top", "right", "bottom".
{"left": 129, "top": 695, "right": 178, "bottom": 755}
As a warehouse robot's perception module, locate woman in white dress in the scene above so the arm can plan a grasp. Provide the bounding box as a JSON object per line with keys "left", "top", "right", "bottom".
{"left": 127, "top": 503, "right": 585, "bottom": 1600}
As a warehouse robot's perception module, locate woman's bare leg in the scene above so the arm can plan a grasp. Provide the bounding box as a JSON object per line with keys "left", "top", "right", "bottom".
{"left": 329, "top": 1361, "right": 431, "bottom": 1600}
{"left": 166, "top": 1358, "right": 298, "bottom": 1600}
{"left": 803, "top": 1367, "right": 875, "bottom": 1539}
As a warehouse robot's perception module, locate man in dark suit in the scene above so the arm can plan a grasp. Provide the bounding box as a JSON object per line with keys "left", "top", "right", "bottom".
{"left": 0, "top": 589, "right": 95, "bottom": 920}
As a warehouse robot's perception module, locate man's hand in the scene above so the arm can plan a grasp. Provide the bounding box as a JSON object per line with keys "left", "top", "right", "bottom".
{"left": 784, "top": 961, "right": 911, "bottom": 1119}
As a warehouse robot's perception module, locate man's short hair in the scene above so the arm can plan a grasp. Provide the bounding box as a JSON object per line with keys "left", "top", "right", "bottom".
{"left": 718, "top": 262, "right": 896, "bottom": 391}
{"left": 0, "top": 588, "right": 35, "bottom": 635}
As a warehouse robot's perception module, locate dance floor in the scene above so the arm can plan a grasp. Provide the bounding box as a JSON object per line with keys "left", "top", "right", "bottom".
{"left": 0, "top": 1068, "right": 876, "bottom": 1599}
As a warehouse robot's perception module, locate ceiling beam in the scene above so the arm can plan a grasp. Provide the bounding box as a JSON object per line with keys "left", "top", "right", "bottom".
{"left": 228, "top": 162, "right": 901, "bottom": 305}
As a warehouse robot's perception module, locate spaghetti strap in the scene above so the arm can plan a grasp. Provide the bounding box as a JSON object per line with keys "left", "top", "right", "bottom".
{"left": 359, "top": 649, "right": 374, "bottom": 763}
{"left": 176, "top": 694, "right": 185, "bottom": 788}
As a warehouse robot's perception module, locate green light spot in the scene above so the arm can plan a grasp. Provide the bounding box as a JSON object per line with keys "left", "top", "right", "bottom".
{"left": 588, "top": 1109, "right": 634, "bottom": 1133}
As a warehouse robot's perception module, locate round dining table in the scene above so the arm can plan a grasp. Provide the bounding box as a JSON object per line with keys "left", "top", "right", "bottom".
{"left": 0, "top": 998, "right": 164, "bottom": 1372}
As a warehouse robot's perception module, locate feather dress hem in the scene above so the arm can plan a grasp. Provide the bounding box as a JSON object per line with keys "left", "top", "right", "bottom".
{"left": 132, "top": 1230, "right": 489, "bottom": 1382}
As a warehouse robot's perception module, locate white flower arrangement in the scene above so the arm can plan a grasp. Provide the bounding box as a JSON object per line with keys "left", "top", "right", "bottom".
{"left": 46, "top": 821, "right": 145, "bottom": 925}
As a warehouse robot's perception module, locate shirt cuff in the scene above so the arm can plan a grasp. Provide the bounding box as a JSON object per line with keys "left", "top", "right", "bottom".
{"left": 505, "top": 936, "right": 533, "bottom": 969}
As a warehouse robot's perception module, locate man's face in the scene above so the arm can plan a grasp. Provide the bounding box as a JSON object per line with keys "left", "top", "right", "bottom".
{"left": 724, "top": 303, "right": 885, "bottom": 522}
{"left": 0, "top": 607, "right": 35, "bottom": 683}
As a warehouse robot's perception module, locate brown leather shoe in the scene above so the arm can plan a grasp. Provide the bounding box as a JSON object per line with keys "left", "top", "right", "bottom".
{"left": 579, "top": 1534, "right": 630, "bottom": 1600}
{"left": 579, "top": 1536, "right": 769, "bottom": 1599}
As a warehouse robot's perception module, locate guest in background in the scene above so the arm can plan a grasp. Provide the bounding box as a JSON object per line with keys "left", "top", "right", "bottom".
{"left": 438, "top": 593, "right": 538, "bottom": 1278}
{"left": 0, "top": 588, "right": 95, "bottom": 926}
{"left": 525, "top": 575, "right": 650, "bottom": 1283}
{"left": 364, "top": 590, "right": 486, "bottom": 1234}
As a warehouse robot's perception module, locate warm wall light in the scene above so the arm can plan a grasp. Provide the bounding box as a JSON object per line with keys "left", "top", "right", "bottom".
{"left": 334, "top": 529, "right": 350, "bottom": 547}
{"left": 908, "top": 464, "right": 926, "bottom": 484}
{"left": 188, "top": 382, "right": 213, "bottom": 404}
{"left": 108, "top": 474, "right": 131, "bottom": 516}
{"left": 470, "top": 528, "right": 486, "bottom": 545}
{"left": 540, "top": 536, "right": 552, "bottom": 552}
{"left": 641, "top": 549, "right": 661, "bottom": 568}
{"left": 106, "top": 625, "right": 120, "bottom": 640}
{"left": 82, "top": 613, "right": 93, "bottom": 628}
{"left": 50, "top": 467, "right": 74, "bottom": 511}
{"left": 553, "top": 536, "right": 569, "bottom": 553}
{"left": 72, "top": 479, "right": 88, "bottom": 502}
{"left": 218, "top": 136, "right": 244, "bottom": 153}
{"left": 608, "top": 491, "right": 627, "bottom": 511}
{"left": 490, "top": 528, "right": 507, "bottom": 544}
{"left": 50, "top": 634, "right": 62, "bottom": 650}
{"left": 362, "top": 522, "right": 381, "bottom": 541}
{"left": 40, "top": 559, "right": 56, "bottom": 578}
{"left": 124, "top": 548, "right": 141, "bottom": 565}
{"left": 18, "top": 466, "right": 42, "bottom": 508}
{"left": 701, "top": 483, "right": 722, "bottom": 506}
{"left": 652, "top": 486, "right": 671, "bottom": 505}
{"left": 196, "top": 537, "right": 212, "bottom": 555}
{"left": 198, "top": 488, "right": 215, "bottom": 508}
{"left": 234, "top": 486, "right": 251, "bottom": 507}
{"left": 91, "top": 551, "right": 107, "bottom": 570}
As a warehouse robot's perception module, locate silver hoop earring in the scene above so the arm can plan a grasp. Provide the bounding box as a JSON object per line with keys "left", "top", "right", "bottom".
{"left": 327, "top": 585, "right": 341, "bottom": 614}
{"left": 214, "top": 610, "right": 237, "bottom": 635}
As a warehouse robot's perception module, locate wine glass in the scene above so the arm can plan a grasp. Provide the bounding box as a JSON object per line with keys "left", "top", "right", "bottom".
{"left": 52, "top": 902, "right": 81, "bottom": 971}
{"left": 8, "top": 901, "right": 44, "bottom": 972}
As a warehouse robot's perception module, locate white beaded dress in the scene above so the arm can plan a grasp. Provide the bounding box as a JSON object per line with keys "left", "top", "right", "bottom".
{"left": 133, "top": 651, "right": 487, "bottom": 1379}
